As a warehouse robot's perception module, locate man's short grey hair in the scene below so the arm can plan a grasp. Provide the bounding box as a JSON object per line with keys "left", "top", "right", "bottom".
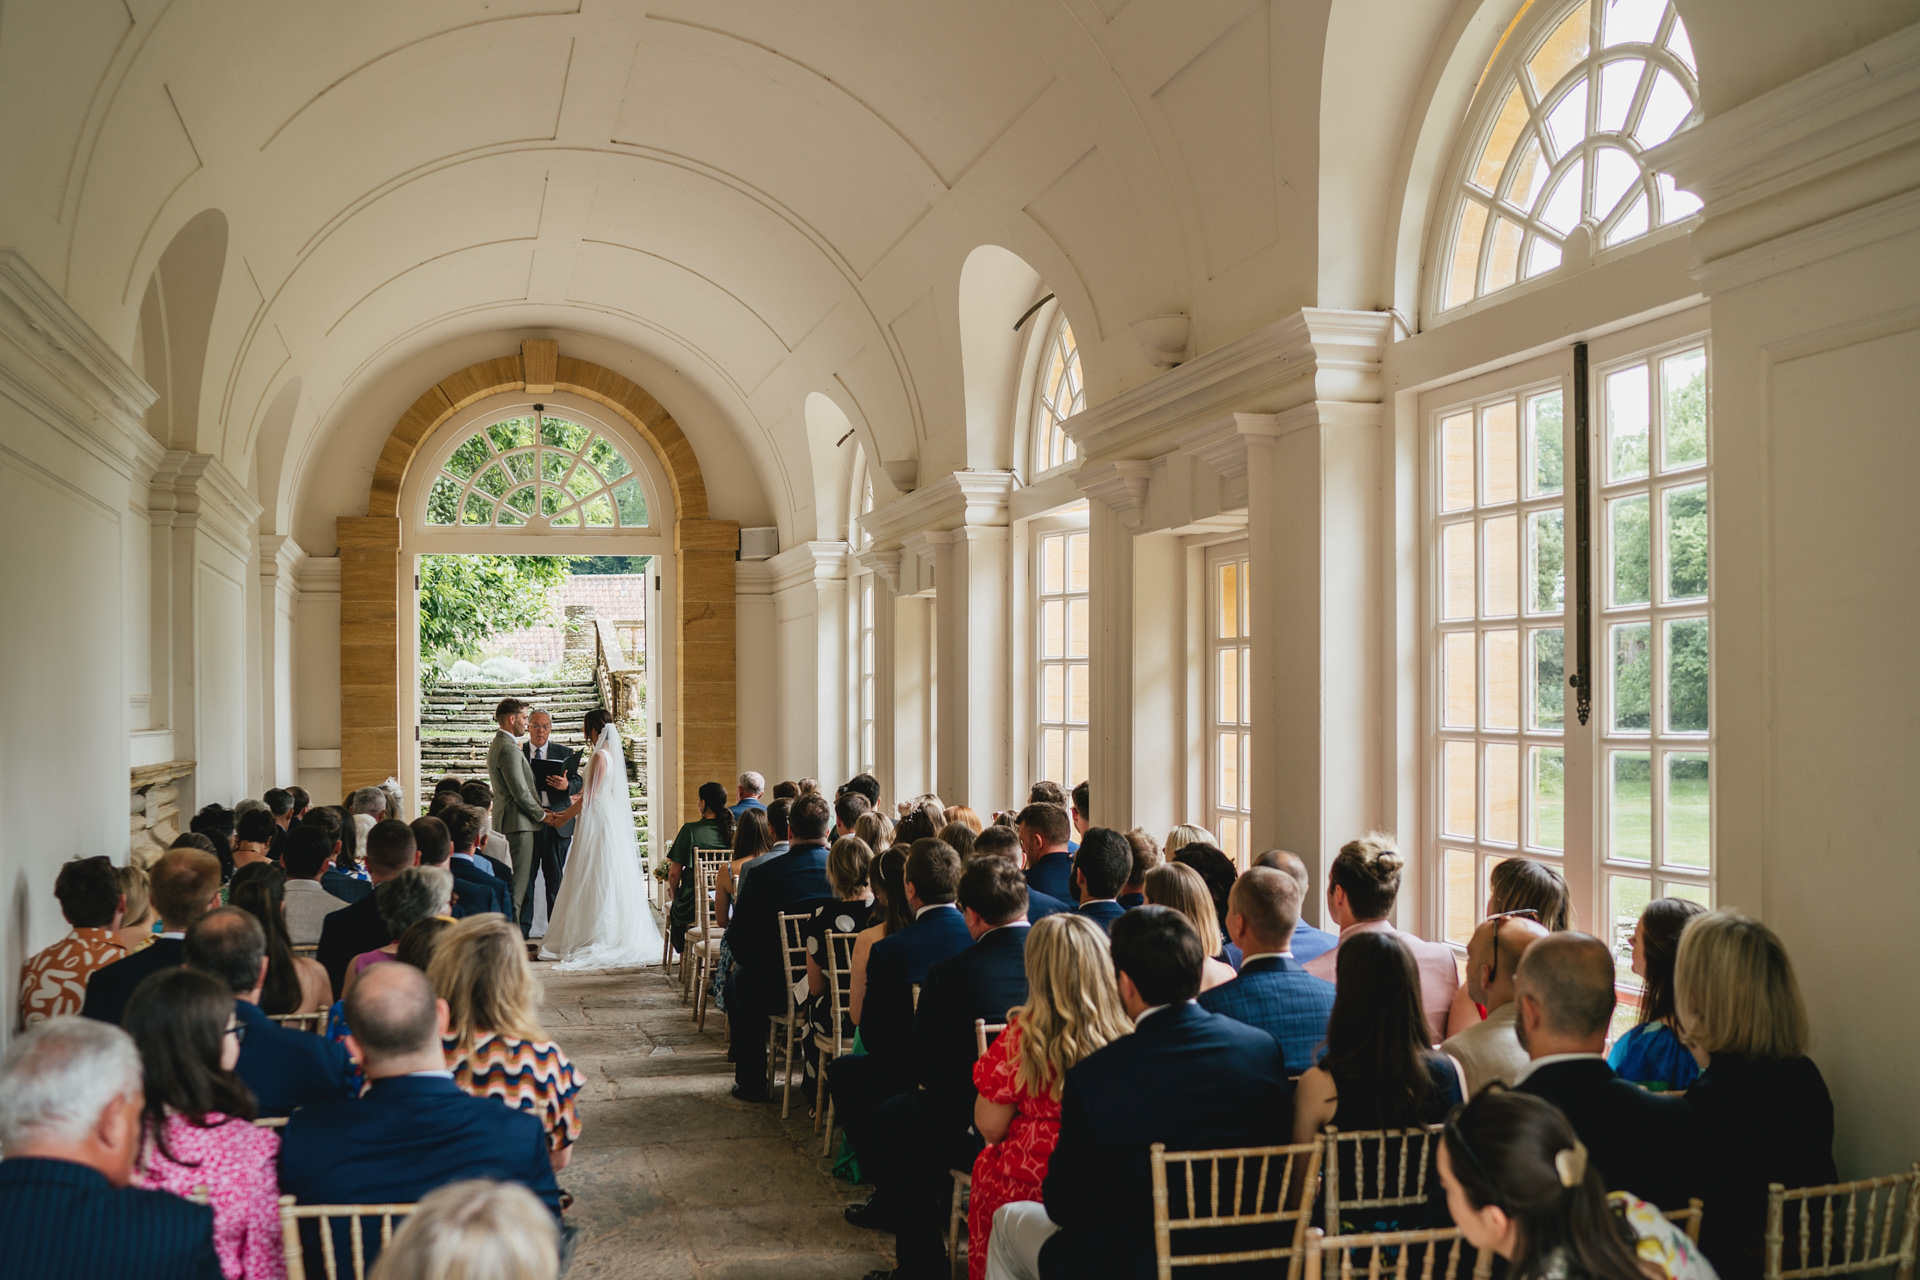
{"left": 233, "top": 797, "right": 269, "bottom": 825}
{"left": 368, "top": 1179, "right": 558, "bottom": 1280}
{"left": 0, "top": 1018, "right": 142, "bottom": 1149}
{"left": 348, "top": 786, "right": 389, "bottom": 817}
{"left": 529, "top": 709, "right": 552, "bottom": 725}
{"left": 737, "top": 771, "right": 765, "bottom": 795}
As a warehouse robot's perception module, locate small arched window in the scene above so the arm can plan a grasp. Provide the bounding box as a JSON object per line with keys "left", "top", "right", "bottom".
{"left": 425, "top": 411, "right": 649, "bottom": 529}
{"left": 1436, "top": 0, "right": 1701, "bottom": 314}
{"left": 1032, "top": 316, "right": 1085, "bottom": 476}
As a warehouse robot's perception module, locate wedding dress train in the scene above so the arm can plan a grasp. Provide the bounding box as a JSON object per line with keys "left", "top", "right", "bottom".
{"left": 539, "top": 723, "right": 662, "bottom": 969}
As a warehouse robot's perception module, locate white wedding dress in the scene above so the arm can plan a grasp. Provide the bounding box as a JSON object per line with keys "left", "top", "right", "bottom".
{"left": 539, "top": 724, "right": 662, "bottom": 969}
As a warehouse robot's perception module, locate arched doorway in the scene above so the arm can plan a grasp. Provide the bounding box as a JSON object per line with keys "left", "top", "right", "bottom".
{"left": 338, "top": 341, "right": 737, "bottom": 826}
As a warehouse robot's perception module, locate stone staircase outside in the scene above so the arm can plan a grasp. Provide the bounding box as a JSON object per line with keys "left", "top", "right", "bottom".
{"left": 418, "top": 678, "right": 649, "bottom": 846}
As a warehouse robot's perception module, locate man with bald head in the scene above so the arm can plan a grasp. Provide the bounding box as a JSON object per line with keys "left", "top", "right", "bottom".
{"left": 1442, "top": 912, "right": 1548, "bottom": 1092}
{"left": 1251, "top": 849, "right": 1337, "bottom": 963}
{"left": 1198, "top": 867, "right": 1337, "bottom": 1074}
{"left": 279, "top": 962, "right": 561, "bottom": 1245}
{"left": 1513, "top": 932, "right": 1700, "bottom": 1209}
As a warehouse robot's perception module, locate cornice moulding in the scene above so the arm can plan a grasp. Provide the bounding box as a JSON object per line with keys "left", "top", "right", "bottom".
{"left": 1062, "top": 309, "right": 1392, "bottom": 463}
{"left": 766, "top": 540, "right": 851, "bottom": 593}
{"left": 1075, "top": 460, "right": 1152, "bottom": 528}
{"left": 859, "top": 469, "right": 1015, "bottom": 549}
{"left": 294, "top": 556, "right": 341, "bottom": 595}
{"left": 151, "top": 451, "right": 264, "bottom": 559}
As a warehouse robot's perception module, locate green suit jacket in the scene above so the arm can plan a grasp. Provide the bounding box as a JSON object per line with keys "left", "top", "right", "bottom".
{"left": 488, "top": 729, "right": 545, "bottom": 834}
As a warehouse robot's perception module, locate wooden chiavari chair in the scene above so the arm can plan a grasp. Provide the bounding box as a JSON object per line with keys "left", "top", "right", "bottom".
{"left": 1303, "top": 1224, "right": 1495, "bottom": 1280}
{"left": 268, "top": 1011, "right": 325, "bottom": 1035}
{"left": 947, "top": 1019, "right": 1010, "bottom": 1280}
{"left": 278, "top": 1195, "right": 416, "bottom": 1280}
{"left": 1765, "top": 1163, "right": 1920, "bottom": 1280}
{"left": 763, "top": 910, "right": 812, "bottom": 1115}
{"left": 680, "top": 849, "right": 728, "bottom": 1009}
{"left": 1150, "top": 1139, "right": 1326, "bottom": 1280}
{"left": 1320, "top": 1124, "right": 1446, "bottom": 1236}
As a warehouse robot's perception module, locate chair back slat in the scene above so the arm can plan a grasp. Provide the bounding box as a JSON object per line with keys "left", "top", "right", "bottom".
{"left": 279, "top": 1196, "right": 418, "bottom": 1280}
{"left": 974, "top": 1019, "right": 1007, "bottom": 1060}
{"left": 1149, "top": 1139, "right": 1324, "bottom": 1279}
{"left": 1306, "top": 1225, "right": 1493, "bottom": 1280}
{"left": 1766, "top": 1163, "right": 1920, "bottom": 1280}
{"left": 1664, "top": 1199, "right": 1704, "bottom": 1245}
{"left": 1321, "top": 1125, "right": 1446, "bottom": 1235}
{"left": 777, "top": 911, "right": 811, "bottom": 1009}
{"left": 269, "top": 1011, "right": 325, "bottom": 1035}
{"left": 823, "top": 930, "right": 860, "bottom": 1055}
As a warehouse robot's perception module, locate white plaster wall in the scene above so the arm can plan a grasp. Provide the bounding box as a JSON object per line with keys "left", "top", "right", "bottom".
{"left": 194, "top": 557, "right": 248, "bottom": 804}
{"left": 735, "top": 570, "right": 778, "bottom": 781}
{"left": 293, "top": 561, "right": 342, "bottom": 804}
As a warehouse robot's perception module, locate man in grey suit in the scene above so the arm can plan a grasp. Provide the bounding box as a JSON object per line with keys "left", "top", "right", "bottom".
{"left": 487, "top": 698, "right": 555, "bottom": 935}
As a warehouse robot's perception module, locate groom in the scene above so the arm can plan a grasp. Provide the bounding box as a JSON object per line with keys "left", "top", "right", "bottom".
{"left": 487, "top": 698, "right": 562, "bottom": 935}
{"left": 524, "top": 710, "right": 580, "bottom": 926}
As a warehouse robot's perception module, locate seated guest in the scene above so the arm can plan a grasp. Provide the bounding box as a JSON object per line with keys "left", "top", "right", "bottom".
{"left": 279, "top": 963, "right": 561, "bottom": 1271}
{"left": 1446, "top": 857, "right": 1577, "bottom": 1034}
{"left": 83, "top": 847, "right": 223, "bottom": 1025}
{"left": 835, "top": 789, "right": 872, "bottom": 837}
{"left": 1068, "top": 781, "right": 1090, "bottom": 840}
{"left": 714, "top": 808, "right": 776, "bottom": 929}
{"left": 185, "top": 907, "right": 354, "bottom": 1116}
{"left": 193, "top": 804, "right": 238, "bottom": 878}
{"left": 1440, "top": 1090, "right": 1713, "bottom": 1280}
{"left": 1677, "top": 911, "right": 1834, "bottom": 1280}
{"left": 1170, "top": 844, "right": 1237, "bottom": 942}
{"left": 853, "top": 809, "right": 895, "bottom": 858}
{"left": 303, "top": 807, "right": 372, "bottom": 905}
{"left": 1609, "top": 897, "right": 1708, "bottom": 1092}
{"left": 1294, "top": 932, "right": 1463, "bottom": 1232}
{"left": 365, "top": 1179, "right": 559, "bottom": 1280}
{"left": 1197, "top": 867, "right": 1337, "bottom": 1075}
{"left": 966, "top": 913, "right": 1131, "bottom": 1280}
{"left": 228, "top": 863, "right": 332, "bottom": 1014}
{"left": 407, "top": 816, "right": 476, "bottom": 918}
{"left": 0, "top": 1018, "right": 221, "bottom": 1280}
{"left": 1068, "top": 828, "right": 1131, "bottom": 932}
{"left": 441, "top": 802, "right": 512, "bottom": 918}
{"left": 117, "top": 863, "right": 159, "bottom": 952}
{"left": 1015, "top": 802, "right": 1076, "bottom": 901}
{"left": 835, "top": 840, "right": 971, "bottom": 1226}
{"left": 664, "top": 781, "right": 736, "bottom": 959}
{"left": 1441, "top": 912, "right": 1547, "bottom": 1093}
{"left": 318, "top": 818, "right": 421, "bottom": 996}
{"left": 1250, "top": 850, "right": 1337, "bottom": 964}
{"left": 944, "top": 805, "right": 985, "bottom": 835}
{"left": 1118, "top": 829, "right": 1161, "bottom": 909}
{"left": 1143, "top": 863, "right": 1236, "bottom": 991}
{"left": 986, "top": 907, "right": 1292, "bottom": 1280}
{"left": 939, "top": 821, "right": 979, "bottom": 859}
{"left": 1511, "top": 933, "right": 1699, "bottom": 1211}
{"left": 802, "top": 836, "right": 876, "bottom": 1093}
{"left": 344, "top": 867, "right": 454, "bottom": 996}
{"left": 278, "top": 827, "right": 351, "bottom": 945}
{"left": 1304, "top": 835, "right": 1459, "bottom": 1042}
{"left": 724, "top": 791, "right": 832, "bottom": 1102}
{"left": 429, "top": 916, "right": 583, "bottom": 1170}
{"left": 882, "top": 857, "right": 1037, "bottom": 1274}
{"left": 976, "top": 824, "right": 1069, "bottom": 919}
{"left": 231, "top": 810, "right": 280, "bottom": 873}
{"left": 731, "top": 770, "right": 769, "bottom": 819}
{"left": 457, "top": 781, "right": 515, "bottom": 880}
{"left": 19, "top": 855, "right": 125, "bottom": 1027}
{"left": 265, "top": 788, "right": 296, "bottom": 831}
{"left": 125, "top": 969, "right": 284, "bottom": 1280}
{"left": 849, "top": 847, "right": 913, "bottom": 1027}
{"left": 843, "top": 772, "right": 883, "bottom": 809}
{"left": 1162, "top": 823, "right": 1215, "bottom": 857}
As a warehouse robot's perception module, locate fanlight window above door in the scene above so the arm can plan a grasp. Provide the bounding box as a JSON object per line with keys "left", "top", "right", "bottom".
{"left": 425, "top": 413, "right": 649, "bottom": 529}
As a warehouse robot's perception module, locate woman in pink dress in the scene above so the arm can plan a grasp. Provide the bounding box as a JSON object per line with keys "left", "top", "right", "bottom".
{"left": 125, "top": 967, "right": 285, "bottom": 1280}
{"left": 967, "top": 914, "right": 1133, "bottom": 1280}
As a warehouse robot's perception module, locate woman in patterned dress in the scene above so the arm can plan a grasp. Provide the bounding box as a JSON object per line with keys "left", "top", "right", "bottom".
{"left": 125, "top": 967, "right": 285, "bottom": 1280}
{"left": 801, "top": 835, "right": 875, "bottom": 1092}
{"left": 430, "top": 914, "right": 584, "bottom": 1170}
{"left": 966, "top": 913, "right": 1134, "bottom": 1280}
{"left": 1439, "top": 1089, "right": 1717, "bottom": 1280}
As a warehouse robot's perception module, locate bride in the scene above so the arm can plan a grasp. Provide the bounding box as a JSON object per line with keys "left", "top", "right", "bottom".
{"left": 539, "top": 708, "right": 662, "bottom": 969}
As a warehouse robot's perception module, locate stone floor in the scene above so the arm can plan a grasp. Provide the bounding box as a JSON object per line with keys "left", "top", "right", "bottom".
{"left": 540, "top": 958, "right": 891, "bottom": 1280}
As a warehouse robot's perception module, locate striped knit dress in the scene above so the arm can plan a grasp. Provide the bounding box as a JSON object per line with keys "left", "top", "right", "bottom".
{"left": 445, "top": 1032, "right": 583, "bottom": 1154}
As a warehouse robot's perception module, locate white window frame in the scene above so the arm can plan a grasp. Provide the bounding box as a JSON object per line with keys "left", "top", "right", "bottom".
{"left": 1031, "top": 513, "right": 1092, "bottom": 792}
{"left": 1029, "top": 312, "right": 1085, "bottom": 480}
{"left": 1206, "top": 542, "right": 1253, "bottom": 866}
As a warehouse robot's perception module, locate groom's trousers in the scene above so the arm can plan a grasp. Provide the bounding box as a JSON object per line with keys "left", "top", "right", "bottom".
{"left": 505, "top": 829, "right": 537, "bottom": 934}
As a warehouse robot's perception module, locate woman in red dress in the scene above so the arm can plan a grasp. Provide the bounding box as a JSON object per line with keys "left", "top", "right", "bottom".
{"left": 967, "top": 913, "right": 1133, "bottom": 1280}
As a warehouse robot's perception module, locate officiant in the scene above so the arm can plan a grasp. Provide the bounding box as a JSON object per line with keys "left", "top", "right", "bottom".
{"left": 525, "top": 709, "right": 582, "bottom": 927}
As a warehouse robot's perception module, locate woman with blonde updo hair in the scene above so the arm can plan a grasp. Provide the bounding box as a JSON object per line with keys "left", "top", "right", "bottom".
{"left": 853, "top": 809, "right": 895, "bottom": 855}
{"left": 966, "top": 913, "right": 1132, "bottom": 1280}
{"left": 1142, "top": 863, "right": 1236, "bottom": 992}
{"left": 429, "top": 915, "right": 584, "bottom": 1169}
{"left": 1675, "top": 910, "right": 1833, "bottom": 1279}
{"left": 1306, "top": 834, "right": 1460, "bottom": 1043}
{"left": 1163, "top": 824, "right": 1216, "bottom": 857}
{"left": 367, "top": 1178, "right": 558, "bottom": 1280}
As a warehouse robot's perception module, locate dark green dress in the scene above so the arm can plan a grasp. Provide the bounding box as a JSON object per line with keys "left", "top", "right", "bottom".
{"left": 666, "top": 816, "right": 729, "bottom": 943}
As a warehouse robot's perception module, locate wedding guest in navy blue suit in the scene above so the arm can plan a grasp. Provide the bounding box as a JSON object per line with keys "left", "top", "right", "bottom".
{"left": 987, "top": 906, "right": 1293, "bottom": 1280}
{"left": 441, "top": 802, "right": 514, "bottom": 918}
{"left": 725, "top": 792, "right": 833, "bottom": 1101}
{"left": 1250, "top": 850, "right": 1338, "bottom": 964}
{"left": 184, "top": 907, "right": 354, "bottom": 1116}
{"left": 1016, "top": 802, "right": 1077, "bottom": 902}
{"left": 977, "top": 825, "right": 1071, "bottom": 919}
{"left": 279, "top": 962, "right": 560, "bottom": 1270}
{"left": 0, "top": 1017, "right": 221, "bottom": 1280}
{"left": 1117, "top": 828, "right": 1163, "bottom": 909}
{"left": 875, "top": 858, "right": 1038, "bottom": 1273}
{"left": 81, "top": 847, "right": 224, "bottom": 1026}
{"left": 1198, "top": 867, "right": 1337, "bottom": 1074}
{"left": 834, "top": 840, "right": 971, "bottom": 1230}
{"left": 1070, "top": 827, "right": 1133, "bottom": 934}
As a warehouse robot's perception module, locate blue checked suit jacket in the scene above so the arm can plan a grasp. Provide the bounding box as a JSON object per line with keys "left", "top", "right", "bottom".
{"left": 1195, "top": 953, "right": 1337, "bottom": 1075}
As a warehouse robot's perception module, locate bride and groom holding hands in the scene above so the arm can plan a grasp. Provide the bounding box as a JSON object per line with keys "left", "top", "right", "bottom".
{"left": 488, "top": 698, "right": 661, "bottom": 968}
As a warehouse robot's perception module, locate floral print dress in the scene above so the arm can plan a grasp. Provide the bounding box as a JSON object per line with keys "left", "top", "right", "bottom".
{"left": 138, "top": 1112, "right": 285, "bottom": 1280}
{"left": 967, "top": 1019, "right": 1062, "bottom": 1280}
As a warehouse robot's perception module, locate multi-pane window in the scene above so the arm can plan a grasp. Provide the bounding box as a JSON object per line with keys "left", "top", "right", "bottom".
{"left": 1209, "top": 546, "right": 1252, "bottom": 865}
{"left": 1435, "top": 385, "right": 1569, "bottom": 945}
{"left": 425, "top": 412, "right": 648, "bottom": 528}
{"left": 857, "top": 574, "right": 876, "bottom": 776}
{"left": 1438, "top": 0, "right": 1700, "bottom": 313}
{"left": 1036, "top": 528, "right": 1090, "bottom": 789}
{"left": 1428, "top": 338, "right": 1711, "bottom": 969}
{"left": 1595, "top": 343, "right": 1711, "bottom": 957}
{"left": 1032, "top": 317, "right": 1085, "bottom": 475}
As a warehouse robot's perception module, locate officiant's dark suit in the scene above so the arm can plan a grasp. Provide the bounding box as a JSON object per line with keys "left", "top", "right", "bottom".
{"left": 523, "top": 734, "right": 581, "bottom": 922}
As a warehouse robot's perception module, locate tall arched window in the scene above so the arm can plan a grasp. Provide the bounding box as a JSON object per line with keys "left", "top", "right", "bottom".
{"left": 425, "top": 411, "right": 649, "bottom": 529}
{"left": 1435, "top": 0, "right": 1700, "bottom": 315}
{"left": 1031, "top": 316, "right": 1084, "bottom": 475}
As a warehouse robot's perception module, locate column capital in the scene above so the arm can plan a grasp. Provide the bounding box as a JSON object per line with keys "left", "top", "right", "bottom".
{"left": 853, "top": 547, "right": 903, "bottom": 594}
{"left": 1076, "top": 459, "right": 1153, "bottom": 529}
{"left": 767, "top": 539, "right": 851, "bottom": 594}
{"left": 151, "top": 452, "right": 264, "bottom": 558}
{"left": 858, "top": 469, "right": 1015, "bottom": 549}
